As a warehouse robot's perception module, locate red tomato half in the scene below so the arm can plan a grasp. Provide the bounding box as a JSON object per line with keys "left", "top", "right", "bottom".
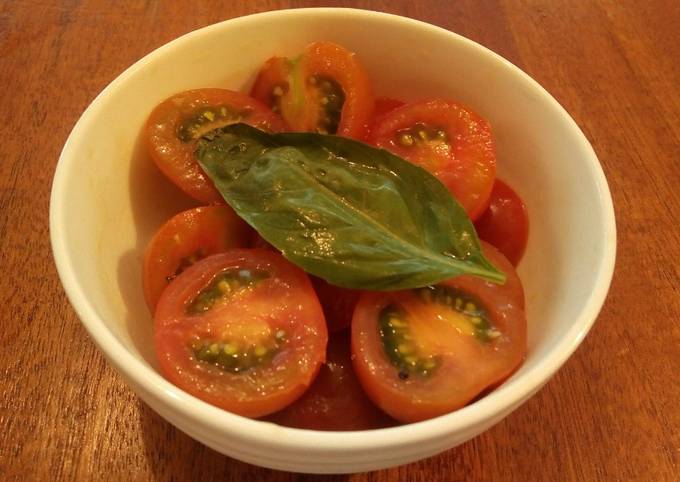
{"left": 351, "top": 241, "right": 526, "bottom": 423}
{"left": 251, "top": 41, "right": 374, "bottom": 139}
{"left": 145, "top": 89, "right": 286, "bottom": 203}
{"left": 142, "top": 205, "right": 253, "bottom": 312}
{"left": 266, "top": 331, "right": 395, "bottom": 431}
{"left": 369, "top": 99, "right": 496, "bottom": 220}
{"left": 155, "top": 249, "right": 328, "bottom": 418}
{"left": 475, "top": 180, "right": 529, "bottom": 266}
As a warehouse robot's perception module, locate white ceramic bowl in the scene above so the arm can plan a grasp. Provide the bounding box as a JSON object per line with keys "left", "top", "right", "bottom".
{"left": 50, "top": 8, "right": 616, "bottom": 473}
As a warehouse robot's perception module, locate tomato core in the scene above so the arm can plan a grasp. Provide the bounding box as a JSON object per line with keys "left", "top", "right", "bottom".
{"left": 177, "top": 104, "right": 251, "bottom": 141}
{"left": 190, "top": 322, "right": 285, "bottom": 374}
{"left": 395, "top": 123, "right": 448, "bottom": 146}
{"left": 379, "top": 286, "right": 497, "bottom": 381}
{"left": 309, "top": 75, "right": 346, "bottom": 134}
{"left": 187, "top": 268, "right": 269, "bottom": 314}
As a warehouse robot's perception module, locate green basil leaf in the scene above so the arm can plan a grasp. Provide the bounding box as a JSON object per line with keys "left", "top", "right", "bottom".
{"left": 196, "top": 123, "right": 505, "bottom": 290}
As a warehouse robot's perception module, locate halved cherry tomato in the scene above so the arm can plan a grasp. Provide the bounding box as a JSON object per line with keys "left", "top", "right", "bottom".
{"left": 145, "top": 89, "right": 286, "bottom": 203}
{"left": 251, "top": 41, "right": 374, "bottom": 139}
{"left": 351, "top": 241, "right": 526, "bottom": 423}
{"left": 155, "top": 249, "right": 328, "bottom": 418}
{"left": 369, "top": 99, "right": 496, "bottom": 220}
{"left": 311, "top": 277, "right": 362, "bottom": 333}
{"left": 266, "top": 330, "right": 395, "bottom": 430}
{"left": 475, "top": 180, "right": 529, "bottom": 266}
{"left": 142, "top": 205, "right": 253, "bottom": 312}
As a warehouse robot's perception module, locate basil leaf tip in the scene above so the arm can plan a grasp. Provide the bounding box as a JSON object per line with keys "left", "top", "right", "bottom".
{"left": 196, "top": 123, "right": 505, "bottom": 291}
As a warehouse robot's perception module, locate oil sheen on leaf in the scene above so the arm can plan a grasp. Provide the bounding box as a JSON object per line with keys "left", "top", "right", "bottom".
{"left": 196, "top": 123, "right": 504, "bottom": 290}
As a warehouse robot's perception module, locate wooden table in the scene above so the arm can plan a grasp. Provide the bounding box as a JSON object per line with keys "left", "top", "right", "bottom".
{"left": 2, "top": 1, "right": 678, "bottom": 480}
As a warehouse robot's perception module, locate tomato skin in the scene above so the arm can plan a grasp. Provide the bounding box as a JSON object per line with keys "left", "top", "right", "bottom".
{"left": 251, "top": 41, "right": 374, "bottom": 140}
{"left": 145, "top": 89, "right": 286, "bottom": 203}
{"left": 475, "top": 180, "right": 529, "bottom": 266}
{"left": 143, "top": 205, "right": 253, "bottom": 312}
{"left": 369, "top": 99, "right": 496, "bottom": 220}
{"left": 351, "top": 242, "right": 526, "bottom": 423}
{"left": 461, "top": 240, "right": 525, "bottom": 309}
{"left": 266, "top": 330, "right": 395, "bottom": 430}
{"left": 155, "top": 249, "right": 328, "bottom": 418}
{"left": 249, "top": 232, "right": 276, "bottom": 251}
{"left": 372, "top": 97, "right": 405, "bottom": 118}
{"left": 311, "top": 277, "right": 362, "bottom": 333}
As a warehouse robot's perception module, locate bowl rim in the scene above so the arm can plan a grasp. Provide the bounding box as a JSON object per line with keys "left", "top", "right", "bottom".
{"left": 50, "top": 7, "right": 617, "bottom": 453}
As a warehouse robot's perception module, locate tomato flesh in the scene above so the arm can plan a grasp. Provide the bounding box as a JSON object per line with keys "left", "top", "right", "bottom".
{"left": 369, "top": 99, "right": 496, "bottom": 220}
{"left": 251, "top": 41, "right": 374, "bottom": 139}
{"left": 155, "top": 249, "right": 328, "bottom": 418}
{"left": 142, "top": 205, "right": 252, "bottom": 312}
{"left": 475, "top": 179, "right": 529, "bottom": 266}
{"left": 266, "top": 330, "right": 395, "bottom": 430}
{"left": 351, "top": 242, "right": 526, "bottom": 422}
{"left": 246, "top": 239, "right": 362, "bottom": 334}
{"left": 145, "top": 89, "right": 286, "bottom": 203}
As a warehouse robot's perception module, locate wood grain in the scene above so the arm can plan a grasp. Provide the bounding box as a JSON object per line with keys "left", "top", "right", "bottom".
{"left": 1, "top": 1, "right": 678, "bottom": 480}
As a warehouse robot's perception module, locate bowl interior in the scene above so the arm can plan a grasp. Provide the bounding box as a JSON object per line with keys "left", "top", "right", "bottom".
{"left": 51, "top": 8, "right": 614, "bottom": 472}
